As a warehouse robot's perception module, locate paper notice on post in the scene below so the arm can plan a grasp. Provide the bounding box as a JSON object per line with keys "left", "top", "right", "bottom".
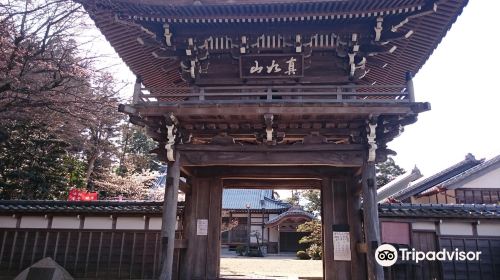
{"left": 333, "top": 231, "right": 351, "bottom": 261}
{"left": 197, "top": 219, "right": 208, "bottom": 236}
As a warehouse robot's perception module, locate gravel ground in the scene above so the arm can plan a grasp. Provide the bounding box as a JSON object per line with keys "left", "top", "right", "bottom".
{"left": 220, "top": 256, "right": 323, "bottom": 279}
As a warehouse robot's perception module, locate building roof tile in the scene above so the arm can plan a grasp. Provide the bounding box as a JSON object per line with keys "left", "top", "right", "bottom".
{"left": 222, "top": 189, "right": 290, "bottom": 212}
{"left": 392, "top": 154, "right": 482, "bottom": 200}
{"left": 378, "top": 203, "right": 500, "bottom": 219}
{"left": 1, "top": 201, "right": 499, "bottom": 220}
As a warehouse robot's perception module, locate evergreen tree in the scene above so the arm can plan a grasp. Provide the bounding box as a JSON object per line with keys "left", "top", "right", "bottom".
{"left": 302, "top": 190, "right": 321, "bottom": 215}
{"left": 0, "top": 121, "right": 84, "bottom": 199}
{"left": 376, "top": 157, "right": 405, "bottom": 188}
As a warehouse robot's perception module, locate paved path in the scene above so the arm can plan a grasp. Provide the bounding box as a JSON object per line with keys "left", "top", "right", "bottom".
{"left": 220, "top": 257, "right": 322, "bottom": 279}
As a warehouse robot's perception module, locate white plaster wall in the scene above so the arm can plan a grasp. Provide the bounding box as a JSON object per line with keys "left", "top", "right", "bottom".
{"left": 412, "top": 222, "right": 436, "bottom": 231}
{"left": 269, "top": 227, "right": 279, "bottom": 242}
{"left": 440, "top": 222, "right": 473, "bottom": 236}
{"left": 0, "top": 216, "right": 17, "bottom": 228}
{"left": 477, "top": 223, "right": 500, "bottom": 236}
{"left": 116, "top": 217, "right": 145, "bottom": 230}
{"left": 20, "top": 216, "right": 48, "bottom": 228}
{"left": 84, "top": 217, "right": 113, "bottom": 229}
{"left": 457, "top": 166, "right": 500, "bottom": 189}
{"left": 52, "top": 216, "right": 80, "bottom": 229}
{"left": 149, "top": 217, "right": 162, "bottom": 230}
{"left": 251, "top": 216, "right": 266, "bottom": 223}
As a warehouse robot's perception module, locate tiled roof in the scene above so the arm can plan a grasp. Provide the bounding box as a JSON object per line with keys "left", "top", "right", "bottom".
{"left": 265, "top": 207, "right": 315, "bottom": 227}
{"left": 440, "top": 154, "right": 500, "bottom": 189}
{"left": 377, "top": 166, "right": 422, "bottom": 203}
{"left": 392, "top": 154, "right": 483, "bottom": 200}
{"left": 418, "top": 154, "right": 500, "bottom": 196}
{"left": 378, "top": 203, "right": 500, "bottom": 219}
{"left": 0, "top": 200, "right": 171, "bottom": 215}
{"left": 1, "top": 201, "right": 499, "bottom": 220}
{"left": 222, "top": 189, "right": 290, "bottom": 212}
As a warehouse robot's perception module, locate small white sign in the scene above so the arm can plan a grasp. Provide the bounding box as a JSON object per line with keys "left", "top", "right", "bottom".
{"left": 333, "top": 231, "right": 351, "bottom": 261}
{"left": 197, "top": 219, "right": 208, "bottom": 236}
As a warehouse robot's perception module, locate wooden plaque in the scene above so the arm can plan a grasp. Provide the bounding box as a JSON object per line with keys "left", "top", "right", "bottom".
{"left": 240, "top": 54, "right": 304, "bottom": 79}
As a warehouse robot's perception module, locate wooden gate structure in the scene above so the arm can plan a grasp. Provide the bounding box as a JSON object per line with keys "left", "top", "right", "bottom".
{"left": 78, "top": 0, "right": 468, "bottom": 279}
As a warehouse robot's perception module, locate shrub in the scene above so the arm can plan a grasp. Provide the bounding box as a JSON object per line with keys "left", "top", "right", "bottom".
{"left": 235, "top": 245, "right": 246, "bottom": 256}
{"left": 296, "top": 250, "right": 311, "bottom": 260}
{"left": 306, "top": 244, "right": 322, "bottom": 260}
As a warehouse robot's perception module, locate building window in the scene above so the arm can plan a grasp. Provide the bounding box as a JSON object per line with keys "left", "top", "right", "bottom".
{"left": 455, "top": 189, "right": 500, "bottom": 204}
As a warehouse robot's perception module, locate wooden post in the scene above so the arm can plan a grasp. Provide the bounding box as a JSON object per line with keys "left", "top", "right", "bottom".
{"left": 362, "top": 161, "right": 384, "bottom": 280}
{"left": 246, "top": 208, "right": 251, "bottom": 254}
{"left": 228, "top": 211, "right": 233, "bottom": 244}
{"left": 160, "top": 152, "right": 180, "bottom": 280}
{"left": 206, "top": 178, "right": 222, "bottom": 278}
{"left": 321, "top": 177, "right": 334, "bottom": 279}
{"left": 406, "top": 71, "right": 415, "bottom": 102}
{"left": 349, "top": 178, "right": 367, "bottom": 280}
{"left": 332, "top": 179, "right": 351, "bottom": 279}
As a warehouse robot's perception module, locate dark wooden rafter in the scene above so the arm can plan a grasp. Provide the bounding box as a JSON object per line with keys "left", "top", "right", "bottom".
{"left": 109, "top": 1, "right": 438, "bottom": 84}
{"left": 79, "top": 0, "right": 468, "bottom": 94}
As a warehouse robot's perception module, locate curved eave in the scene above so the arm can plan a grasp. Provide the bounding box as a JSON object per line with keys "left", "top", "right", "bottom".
{"left": 79, "top": 0, "right": 468, "bottom": 97}
{"left": 265, "top": 210, "right": 314, "bottom": 227}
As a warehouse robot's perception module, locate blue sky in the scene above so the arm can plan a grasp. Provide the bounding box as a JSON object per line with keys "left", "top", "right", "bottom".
{"left": 86, "top": 1, "right": 499, "bottom": 179}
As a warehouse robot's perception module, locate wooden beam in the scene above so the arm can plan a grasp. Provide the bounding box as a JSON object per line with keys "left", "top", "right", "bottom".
{"left": 177, "top": 143, "right": 363, "bottom": 152}
{"left": 191, "top": 166, "right": 356, "bottom": 178}
{"left": 223, "top": 178, "right": 321, "bottom": 189}
{"left": 160, "top": 152, "right": 181, "bottom": 280}
{"left": 130, "top": 103, "right": 424, "bottom": 117}
{"left": 361, "top": 161, "right": 384, "bottom": 280}
{"left": 180, "top": 149, "right": 364, "bottom": 166}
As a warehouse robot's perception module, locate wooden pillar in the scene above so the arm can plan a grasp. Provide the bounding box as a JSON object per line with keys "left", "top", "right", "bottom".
{"left": 206, "top": 178, "right": 222, "bottom": 279}
{"left": 321, "top": 177, "right": 334, "bottom": 279}
{"left": 181, "top": 177, "right": 222, "bottom": 279}
{"left": 160, "top": 152, "right": 180, "bottom": 280}
{"left": 349, "top": 178, "right": 367, "bottom": 280}
{"left": 228, "top": 212, "right": 232, "bottom": 244}
{"left": 332, "top": 179, "right": 351, "bottom": 279}
{"left": 362, "top": 161, "right": 384, "bottom": 280}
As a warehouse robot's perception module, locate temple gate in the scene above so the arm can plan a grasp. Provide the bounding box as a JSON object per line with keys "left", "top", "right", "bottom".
{"left": 78, "top": 0, "right": 468, "bottom": 279}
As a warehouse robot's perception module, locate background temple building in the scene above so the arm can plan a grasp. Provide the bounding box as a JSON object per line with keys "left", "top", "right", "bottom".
{"left": 220, "top": 189, "right": 314, "bottom": 254}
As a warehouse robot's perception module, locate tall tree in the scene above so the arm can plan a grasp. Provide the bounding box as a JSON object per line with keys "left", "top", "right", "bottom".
{"left": 0, "top": 121, "right": 83, "bottom": 199}
{"left": 376, "top": 156, "right": 405, "bottom": 188}
{"left": 285, "top": 190, "right": 301, "bottom": 205}
{"left": 302, "top": 190, "right": 321, "bottom": 215}
{"left": 0, "top": 0, "right": 92, "bottom": 121}
{"left": 118, "top": 124, "right": 159, "bottom": 175}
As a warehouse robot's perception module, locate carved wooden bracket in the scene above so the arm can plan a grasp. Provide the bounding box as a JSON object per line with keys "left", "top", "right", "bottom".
{"left": 165, "top": 113, "right": 179, "bottom": 161}
{"left": 367, "top": 122, "right": 377, "bottom": 162}
{"left": 264, "top": 113, "right": 274, "bottom": 143}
